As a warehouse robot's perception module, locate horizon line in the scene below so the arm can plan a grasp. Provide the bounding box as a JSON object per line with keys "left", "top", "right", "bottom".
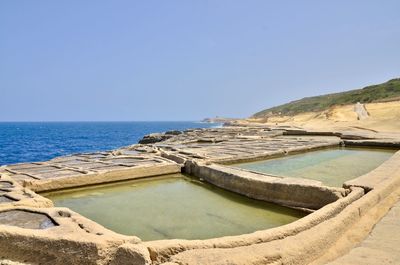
{"left": 0, "top": 120, "right": 209, "bottom": 123}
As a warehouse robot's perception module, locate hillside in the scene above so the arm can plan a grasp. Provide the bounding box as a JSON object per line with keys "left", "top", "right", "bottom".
{"left": 253, "top": 78, "right": 400, "bottom": 118}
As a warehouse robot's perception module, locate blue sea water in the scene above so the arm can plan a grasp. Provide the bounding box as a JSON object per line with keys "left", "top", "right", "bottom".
{"left": 0, "top": 122, "right": 218, "bottom": 166}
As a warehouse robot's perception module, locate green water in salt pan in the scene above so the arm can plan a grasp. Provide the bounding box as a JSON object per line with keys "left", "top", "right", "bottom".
{"left": 234, "top": 147, "right": 396, "bottom": 187}
{"left": 44, "top": 174, "right": 305, "bottom": 241}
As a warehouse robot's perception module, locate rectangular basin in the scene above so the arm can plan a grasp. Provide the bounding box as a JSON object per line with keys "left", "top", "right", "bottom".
{"left": 232, "top": 147, "right": 396, "bottom": 187}
{"left": 42, "top": 174, "right": 306, "bottom": 241}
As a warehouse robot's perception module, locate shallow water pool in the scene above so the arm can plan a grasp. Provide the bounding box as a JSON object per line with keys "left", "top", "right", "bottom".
{"left": 43, "top": 174, "right": 305, "bottom": 241}
{"left": 233, "top": 147, "right": 395, "bottom": 187}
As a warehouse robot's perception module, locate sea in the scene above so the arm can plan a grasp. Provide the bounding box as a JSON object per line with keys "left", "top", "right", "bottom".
{"left": 0, "top": 122, "right": 219, "bottom": 166}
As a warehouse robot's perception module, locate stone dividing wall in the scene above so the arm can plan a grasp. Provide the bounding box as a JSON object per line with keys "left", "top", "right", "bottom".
{"left": 25, "top": 163, "right": 181, "bottom": 193}
{"left": 184, "top": 161, "right": 346, "bottom": 210}
{"left": 343, "top": 139, "right": 400, "bottom": 148}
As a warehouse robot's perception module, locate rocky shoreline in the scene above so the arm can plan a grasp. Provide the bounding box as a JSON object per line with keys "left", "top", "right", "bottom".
{"left": 0, "top": 124, "right": 399, "bottom": 264}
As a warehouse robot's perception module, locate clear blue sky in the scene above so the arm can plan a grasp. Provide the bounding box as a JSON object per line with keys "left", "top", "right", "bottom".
{"left": 1, "top": 1, "right": 399, "bottom": 121}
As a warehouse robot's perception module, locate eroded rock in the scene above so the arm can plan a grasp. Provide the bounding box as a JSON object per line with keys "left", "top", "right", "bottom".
{"left": 138, "top": 133, "right": 173, "bottom": 144}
